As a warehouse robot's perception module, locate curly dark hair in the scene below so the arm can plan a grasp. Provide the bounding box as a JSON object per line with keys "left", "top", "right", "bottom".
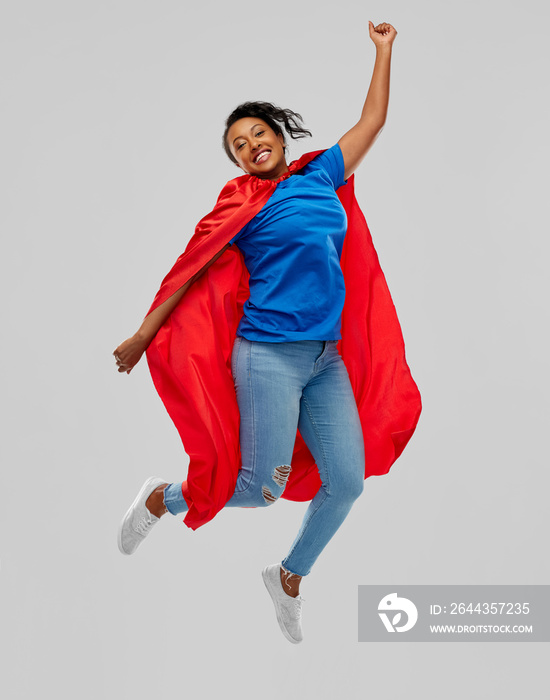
{"left": 222, "top": 101, "right": 312, "bottom": 164}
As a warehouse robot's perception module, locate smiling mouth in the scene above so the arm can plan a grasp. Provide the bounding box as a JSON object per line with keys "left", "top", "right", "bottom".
{"left": 254, "top": 150, "right": 271, "bottom": 164}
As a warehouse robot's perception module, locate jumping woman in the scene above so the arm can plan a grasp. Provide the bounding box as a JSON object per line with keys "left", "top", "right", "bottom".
{"left": 114, "top": 21, "right": 421, "bottom": 644}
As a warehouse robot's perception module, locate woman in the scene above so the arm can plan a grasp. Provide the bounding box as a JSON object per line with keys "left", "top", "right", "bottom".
{"left": 114, "top": 21, "right": 420, "bottom": 644}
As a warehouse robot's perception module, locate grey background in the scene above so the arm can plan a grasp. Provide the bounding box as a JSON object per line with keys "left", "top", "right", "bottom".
{"left": 1, "top": 0, "right": 548, "bottom": 698}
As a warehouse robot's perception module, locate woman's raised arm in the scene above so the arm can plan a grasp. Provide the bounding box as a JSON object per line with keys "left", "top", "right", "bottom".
{"left": 113, "top": 243, "right": 230, "bottom": 374}
{"left": 338, "top": 21, "right": 397, "bottom": 180}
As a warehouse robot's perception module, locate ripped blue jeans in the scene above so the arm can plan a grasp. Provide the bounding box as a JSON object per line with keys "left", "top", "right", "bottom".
{"left": 164, "top": 337, "right": 365, "bottom": 577}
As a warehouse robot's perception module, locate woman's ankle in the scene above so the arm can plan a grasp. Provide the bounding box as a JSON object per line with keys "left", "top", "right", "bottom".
{"left": 280, "top": 566, "right": 302, "bottom": 598}
{"left": 146, "top": 483, "right": 169, "bottom": 518}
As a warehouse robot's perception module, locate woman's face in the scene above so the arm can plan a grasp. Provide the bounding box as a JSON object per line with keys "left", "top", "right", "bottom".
{"left": 227, "top": 117, "right": 289, "bottom": 180}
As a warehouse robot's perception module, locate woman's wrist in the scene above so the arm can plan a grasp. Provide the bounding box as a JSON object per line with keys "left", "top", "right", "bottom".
{"left": 375, "top": 43, "right": 392, "bottom": 56}
{"left": 134, "top": 326, "right": 155, "bottom": 346}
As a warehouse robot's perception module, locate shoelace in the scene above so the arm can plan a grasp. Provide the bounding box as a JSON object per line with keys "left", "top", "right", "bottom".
{"left": 135, "top": 514, "right": 155, "bottom": 536}
{"left": 292, "top": 596, "right": 305, "bottom": 619}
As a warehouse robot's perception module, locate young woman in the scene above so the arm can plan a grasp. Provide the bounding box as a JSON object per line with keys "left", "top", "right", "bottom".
{"left": 114, "top": 22, "right": 420, "bottom": 644}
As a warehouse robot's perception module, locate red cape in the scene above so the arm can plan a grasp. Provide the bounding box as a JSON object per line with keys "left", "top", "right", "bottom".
{"left": 145, "top": 150, "right": 422, "bottom": 530}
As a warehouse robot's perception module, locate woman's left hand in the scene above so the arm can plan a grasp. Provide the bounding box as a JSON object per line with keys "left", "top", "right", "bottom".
{"left": 113, "top": 333, "right": 148, "bottom": 374}
{"left": 368, "top": 21, "right": 397, "bottom": 48}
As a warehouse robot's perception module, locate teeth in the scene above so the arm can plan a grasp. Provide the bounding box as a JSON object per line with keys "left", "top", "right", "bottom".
{"left": 255, "top": 151, "right": 270, "bottom": 163}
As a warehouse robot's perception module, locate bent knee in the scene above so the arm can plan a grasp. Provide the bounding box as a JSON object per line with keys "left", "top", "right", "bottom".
{"left": 351, "top": 477, "right": 365, "bottom": 501}
{"left": 331, "top": 475, "right": 364, "bottom": 503}
{"left": 261, "top": 464, "right": 292, "bottom": 506}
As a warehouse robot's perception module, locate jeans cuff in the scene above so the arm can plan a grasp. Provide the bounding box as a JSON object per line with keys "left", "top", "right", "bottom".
{"left": 163, "top": 483, "right": 188, "bottom": 515}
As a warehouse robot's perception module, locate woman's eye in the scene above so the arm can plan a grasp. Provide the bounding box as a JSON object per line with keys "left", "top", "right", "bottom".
{"left": 236, "top": 132, "right": 263, "bottom": 151}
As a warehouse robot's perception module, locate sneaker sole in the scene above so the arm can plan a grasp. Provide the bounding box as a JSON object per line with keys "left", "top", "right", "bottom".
{"left": 117, "top": 476, "right": 164, "bottom": 555}
{"left": 261, "top": 566, "right": 302, "bottom": 644}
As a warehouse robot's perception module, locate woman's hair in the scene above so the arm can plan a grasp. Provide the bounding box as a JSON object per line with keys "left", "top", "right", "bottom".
{"left": 222, "top": 101, "right": 312, "bottom": 164}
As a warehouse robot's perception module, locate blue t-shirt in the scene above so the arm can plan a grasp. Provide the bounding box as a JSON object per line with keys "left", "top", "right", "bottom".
{"left": 230, "top": 143, "right": 348, "bottom": 342}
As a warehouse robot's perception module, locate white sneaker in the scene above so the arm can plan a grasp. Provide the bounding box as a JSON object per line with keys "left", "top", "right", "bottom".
{"left": 118, "top": 477, "right": 166, "bottom": 555}
{"left": 262, "top": 563, "right": 304, "bottom": 644}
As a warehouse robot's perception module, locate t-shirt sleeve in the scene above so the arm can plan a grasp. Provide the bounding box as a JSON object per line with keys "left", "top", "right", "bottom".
{"left": 310, "top": 143, "right": 347, "bottom": 190}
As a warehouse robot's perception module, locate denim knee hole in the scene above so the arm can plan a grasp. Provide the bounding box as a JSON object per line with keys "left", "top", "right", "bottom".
{"left": 261, "top": 465, "right": 292, "bottom": 504}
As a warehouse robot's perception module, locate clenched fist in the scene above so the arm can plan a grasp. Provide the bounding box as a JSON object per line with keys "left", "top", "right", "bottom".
{"left": 113, "top": 334, "right": 148, "bottom": 374}
{"left": 368, "top": 21, "right": 397, "bottom": 47}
